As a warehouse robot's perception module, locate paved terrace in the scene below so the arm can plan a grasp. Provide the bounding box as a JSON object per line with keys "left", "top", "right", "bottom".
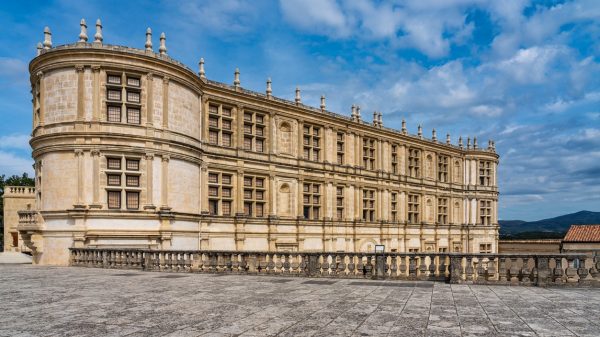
{"left": 1, "top": 265, "right": 600, "bottom": 337}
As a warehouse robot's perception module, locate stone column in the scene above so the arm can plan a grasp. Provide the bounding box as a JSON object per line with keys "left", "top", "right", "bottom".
{"left": 37, "top": 71, "right": 45, "bottom": 126}
{"left": 269, "top": 174, "right": 276, "bottom": 216}
{"left": 75, "top": 65, "right": 85, "bottom": 122}
{"left": 162, "top": 77, "right": 169, "bottom": 129}
{"left": 236, "top": 169, "right": 244, "bottom": 215}
{"left": 90, "top": 149, "right": 101, "bottom": 208}
{"left": 144, "top": 153, "right": 155, "bottom": 210}
{"left": 145, "top": 73, "right": 154, "bottom": 126}
{"left": 74, "top": 149, "right": 85, "bottom": 208}
{"left": 160, "top": 155, "right": 169, "bottom": 209}
{"left": 297, "top": 177, "right": 304, "bottom": 217}
{"left": 200, "top": 162, "right": 208, "bottom": 214}
{"left": 297, "top": 120, "right": 304, "bottom": 159}
{"left": 236, "top": 105, "right": 244, "bottom": 149}
{"left": 91, "top": 66, "right": 100, "bottom": 122}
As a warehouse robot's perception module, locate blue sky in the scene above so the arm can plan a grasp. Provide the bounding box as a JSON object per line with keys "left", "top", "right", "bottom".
{"left": 0, "top": 0, "right": 599, "bottom": 221}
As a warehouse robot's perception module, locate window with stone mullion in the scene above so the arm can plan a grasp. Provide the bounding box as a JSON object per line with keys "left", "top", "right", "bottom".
{"left": 303, "top": 182, "right": 321, "bottom": 219}
{"left": 243, "top": 175, "right": 266, "bottom": 217}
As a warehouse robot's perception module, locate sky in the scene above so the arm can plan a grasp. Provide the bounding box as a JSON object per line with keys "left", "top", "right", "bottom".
{"left": 0, "top": 0, "right": 599, "bottom": 221}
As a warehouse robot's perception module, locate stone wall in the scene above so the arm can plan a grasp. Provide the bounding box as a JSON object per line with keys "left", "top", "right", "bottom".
{"left": 3, "top": 187, "right": 36, "bottom": 252}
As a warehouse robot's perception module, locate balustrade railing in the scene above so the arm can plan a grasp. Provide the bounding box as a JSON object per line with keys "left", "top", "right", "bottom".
{"left": 69, "top": 248, "right": 600, "bottom": 287}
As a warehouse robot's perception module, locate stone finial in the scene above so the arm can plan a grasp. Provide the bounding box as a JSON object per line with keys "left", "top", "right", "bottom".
{"left": 418, "top": 124, "right": 423, "bottom": 138}
{"left": 356, "top": 105, "right": 361, "bottom": 121}
{"left": 94, "top": 19, "right": 103, "bottom": 44}
{"left": 432, "top": 128, "right": 437, "bottom": 141}
{"left": 36, "top": 42, "right": 43, "bottom": 56}
{"left": 378, "top": 112, "right": 383, "bottom": 127}
{"left": 487, "top": 139, "right": 493, "bottom": 150}
{"left": 402, "top": 119, "right": 407, "bottom": 134}
{"left": 159, "top": 32, "right": 167, "bottom": 55}
{"left": 467, "top": 137, "right": 471, "bottom": 149}
{"left": 233, "top": 68, "right": 240, "bottom": 88}
{"left": 295, "top": 87, "right": 301, "bottom": 104}
{"left": 199, "top": 58, "right": 205, "bottom": 78}
{"left": 145, "top": 28, "right": 153, "bottom": 52}
{"left": 491, "top": 140, "right": 496, "bottom": 150}
{"left": 43, "top": 26, "right": 52, "bottom": 49}
{"left": 373, "top": 111, "right": 378, "bottom": 126}
{"left": 351, "top": 104, "right": 357, "bottom": 120}
{"left": 446, "top": 133, "right": 451, "bottom": 145}
{"left": 266, "top": 77, "right": 272, "bottom": 98}
{"left": 79, "top": 19, "right": 88, "bottom": 43}
{"left": 458, "top": 136, "right": 463, "bottom": 148}
{"left": 473, "top": 136, "right": 478, "bottom": 149}
{"left": 320, "top": 95, "right": 326, "bottom": 111}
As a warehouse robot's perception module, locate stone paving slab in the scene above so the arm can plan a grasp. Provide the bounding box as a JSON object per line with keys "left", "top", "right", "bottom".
{"left": 1, "top": 265, "right": 600, "bottom": 337}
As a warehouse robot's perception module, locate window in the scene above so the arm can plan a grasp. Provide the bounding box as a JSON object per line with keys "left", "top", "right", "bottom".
{"left": 242, "top": 110, "right": 266, "bottom": 153}
{"left": 437, "top": 198, "right": 448, "bottom": 224}
{"left": 480, "top": 200, "right": 492, "bottom": 225}
{"left": 107, "top": 191, "right": 121, "bottom": 209}
{"left": 408, "top": 194, "right": 420, "bottom": 224}
{"left": 362, "top": 189, "right": 375, "bottom": 221}
{"left": 362, "top": 138, "right": 376, "bottom": 170}
{"left": 105, "top": 157, "right": 141, "bottom": 210}
{"left": 479, "top": 161, "right": 492, "bottom": 186}
{"left": 408, "top": 149, "right": 421, "bottom": 178}
{"left": 303, "top": 182, "right": 321, "bottom": 219}
{"left": 105, "top": 73, "right": 141, "bottom": 125}
{"left": 303, "top": 125, "right": 321, "bottom": 161}
{"left": 438, "top": 155, "right": 448, "bottom": 182}
{"left": 336, "top": 186, "right": 344, "bottom": 219}
{"left": 479, "top": 243, "right": 492, "bottom": 254}
{"left": 208, "top": 172, "right": 233, "bottom": 216}
{"left": 391, "top": 145, "right": 398, "bottom": 174}
{"left": 207, "top": 103, "right": 234, "bottom": 148}
{"left": 391, "top": 192, "right": 398, "bottom": 222}
{"left": 243, "top": 175, "right": 266, "bottom": 217}
{"left": 336, "top": 133, "right": 345, "bottom": 165}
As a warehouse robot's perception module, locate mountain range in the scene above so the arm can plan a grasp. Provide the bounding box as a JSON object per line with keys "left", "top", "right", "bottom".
{"left": 499, "top": 210, "right": 600, "bottom": 239}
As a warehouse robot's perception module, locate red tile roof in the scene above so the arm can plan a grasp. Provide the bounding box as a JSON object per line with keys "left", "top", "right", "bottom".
{"left": 563, "top": 225, "right": 600, "bottom": 242}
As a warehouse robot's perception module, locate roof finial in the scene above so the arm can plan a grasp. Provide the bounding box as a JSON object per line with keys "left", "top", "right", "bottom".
{"left": 432, "top": 128, "right": 437, "bottom": 141}
{"left": 467, "top": 137, "right": 471, "bottom": 149}
{"left": 199, "top": 58, "right": 205, "bottom": 78}
{"left": 458, "top": 136, "right": 463, "bottom": 148}
{"left": 320, "top": 95, "right": 326, "bottom": 111}
{"left": 378, "top": 112, "right": 383, "bottom": 127}
{"left": 487, "top": 139, "right": 493, "bottom": 150}
{"left": 473, "top": 136, "right": 478, "bottom": 149}
{"left": 79, "top": 19, "right": 88, "bottom": 43}
{"left": 446, "top": 133, "right": 451, "bottom": 145}
{"left": 351, "top": 104, "right": 357, "bottom": 120}
{"left": 145, "top": 28, "right": 153, "bottom": 52}
{"left": 356, "top": 105, "right": 361, "bottom": 121}
{"left": 418, "top": 124, "right": 423, "bottom": 139}
{"left": 94, "top": 19, "right": 103, "bottom": 45}
{"left": 295, "top": 87, "right": 301, "bottom": 105}
{"left": 402, "top": 119, "right": 407, "bottom": 134}
{"left": 159, "top": 32, "right": 167, "bottom": 55}
{"left": 266, "top": 77, "right": 272, "bottom": 98}
{"left": 373, "top": 111, "right": 378, "bottom": 126}
{"left": 233, "top": 68, "right": 240, "bottom": 88}
{"left": 36, "top": 42, "right": 43, "bottom": 56}
{"left": 43, "top": 26, "right": 52, "bottom": 50}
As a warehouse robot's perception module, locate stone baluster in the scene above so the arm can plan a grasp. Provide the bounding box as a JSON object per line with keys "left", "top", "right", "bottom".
{"left": 428, "top": 255, "right": 437, "bottom": 278}
{"left": 258, "top": 254, "right": 268, "bottom": 274}
{"left": 348, "top": 254, "right": 356, "bottom": 277}
{"left": 390, "top": 255, "right": 398, "bottom": 278}
{"left": 399, "top": 256, "right": 407, "bottom": 278}
{"left": 465, "top": 256, "right": 474, "bottom": 281}
{"left": 577, "top": 256, "right": 589, "bottom": 284}
{"left": 476, "top": 258, "right": 486, "bottom": 282}
{"left": 521, "top": 257, "right": 532, "bottom": 284}
{"left": 267, "top": 253, "right": 275, "bottom": 274}
{"left": 565, "top": 257, "right": 578, "bottom": 283}
{"left": 408, "top": 255, "right": 417, "bottom": 279}
{"left": 438, "top": 255, "right": 448, "bottom": 279}
{"left": 487, "top": 257, "right": 497, "bottom": 281}
{"left": 589, "top": 255, "right": 599, "bottom": 280}
{"left": 509, "top": 257, "right": 519, "bottom": 283}
{"left": 553, "top": 257, "right": 564, "bottom": 284}
{"left": 418, "top": 255, "right": 428, "bottom": 279}
{"left": 365, "top": 255, "right": 373, "bottom": 278}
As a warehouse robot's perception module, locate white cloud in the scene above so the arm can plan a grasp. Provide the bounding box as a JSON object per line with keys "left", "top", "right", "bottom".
{"left": 0, "top": 151, "right": 33, "bottom": 176}
{"left": 0, "top": 134, "right": 30, "bottom": 150}
{"left": 280, "top": 0, "right": 349, "bottom": 37}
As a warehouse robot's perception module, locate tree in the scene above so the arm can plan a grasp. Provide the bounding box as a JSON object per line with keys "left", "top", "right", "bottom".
{"left": 0, "top": 173, "right": 35, "bottom": 250}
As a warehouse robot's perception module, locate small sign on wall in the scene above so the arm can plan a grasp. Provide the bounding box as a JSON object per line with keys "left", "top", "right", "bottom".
{"left": 375, "top": 245, "right": 385, "bottom": 253}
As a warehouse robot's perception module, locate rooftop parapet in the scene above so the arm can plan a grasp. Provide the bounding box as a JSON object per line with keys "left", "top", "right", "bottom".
{"left": 3, "top": 186, "right": 36, "bottom": 197}
{"left": 34, "top": 20, "right": 497, "bottom": 155}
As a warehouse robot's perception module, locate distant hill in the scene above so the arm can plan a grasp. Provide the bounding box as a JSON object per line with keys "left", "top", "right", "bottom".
{"left": 499, "top": 210, "right": 600, "bottom": 239}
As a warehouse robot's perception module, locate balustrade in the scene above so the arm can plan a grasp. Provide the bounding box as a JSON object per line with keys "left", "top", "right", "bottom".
{"left": 69, "top": 248, "right": 600, "bottom": 287}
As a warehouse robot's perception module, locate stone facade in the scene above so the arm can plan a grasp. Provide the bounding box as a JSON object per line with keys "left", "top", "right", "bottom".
{"left": 20, "top": 22, "right": 499, "bottom": 265}
{"left": 3, "top": 187, "right": 36, "bottom": 252}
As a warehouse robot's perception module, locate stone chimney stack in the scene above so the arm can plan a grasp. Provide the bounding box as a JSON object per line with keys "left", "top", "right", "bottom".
{"left": 295, "top": 87, "right": 301, "bottom": 105}
{"left": 418, "top": 125, "right": 423, "bottom": 139}
{"left": 473, "top": 137, "right": 478, "bottom": 149}
{"left": 78, "top": 19, "right": 88, "bottom": 43}
{"left": 467, "top": 137, "right": 471, "bottom": 149}
{"left": 94, "top": 19, "right": 103, "bottom": 45}
{"left": 356, "top": 105, "right": 361, "bottom": 121}
{"left": 266, "top": 78, "right": 272, "bottom": 99}
{"left": 373, "top": 111, "right": 378, "bottom": 127}
{"left": 459, "top": 136, "right": 463, "bottom": 149}
{"left": 43, "top": 26, "right": 52, "bottom": 50}
{"left": 233, "top": 68, "right": 240, "bottom": 89}
{"left": 199, "top": 58, "right": 205, "bottom": 78}
{"left": 320, "top": 95, "right": 326, "bottom": 111}
{"left": 432, "top": 128, "right": 437, "bottom": 142}
{"left": 145, "top": 28, "right": 153, "bottom": 52}
{"left": 159, "top": 33, "right": 167, "bottom": 55}
{"left": 378, "top": 112, "right": 383, "bottom": 127}
{"left": 402, "top": 119, "right": 407, "bottom": 134}
{"left": 446, "top": 133, "right": 451, "bottom": 145}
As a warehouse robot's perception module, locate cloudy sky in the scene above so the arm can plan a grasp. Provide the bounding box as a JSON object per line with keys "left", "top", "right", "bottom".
{"left": 0, "top": 0, "right": 599, "bottom": 220}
